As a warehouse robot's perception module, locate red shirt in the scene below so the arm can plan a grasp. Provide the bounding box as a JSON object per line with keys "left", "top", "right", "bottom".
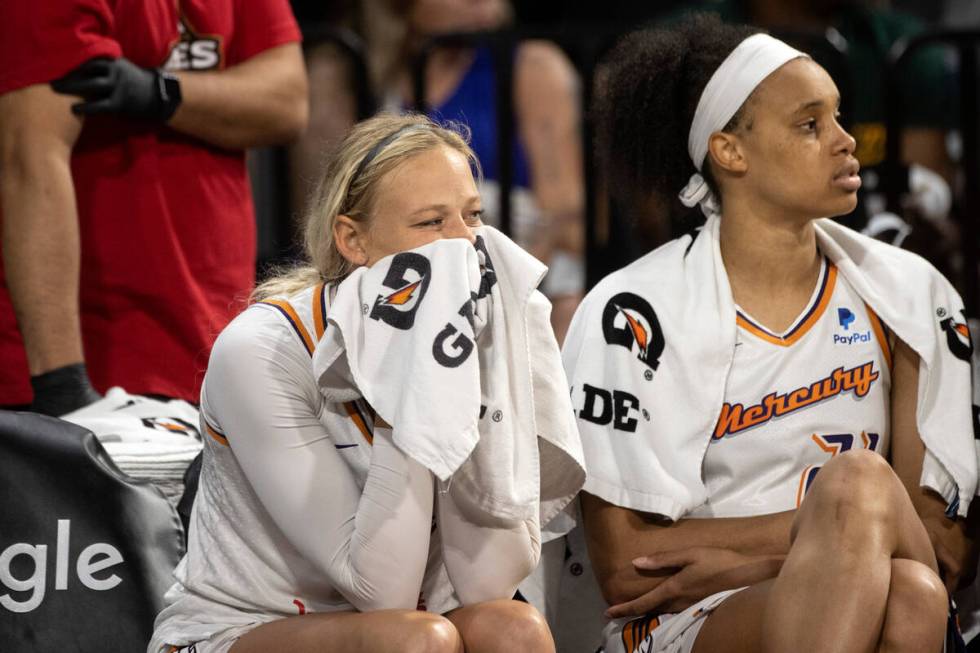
{"left": 0, "top": 0, "right": 301, "bottom": 404}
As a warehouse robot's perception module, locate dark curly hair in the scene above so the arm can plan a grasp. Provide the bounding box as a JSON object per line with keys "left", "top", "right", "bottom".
{"left": 594, "top": 14, "right": 761, "bottom": 220}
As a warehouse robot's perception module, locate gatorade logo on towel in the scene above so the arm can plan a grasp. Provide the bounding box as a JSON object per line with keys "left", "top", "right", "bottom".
{"left": 431, "top": 237, "right": 498, "bottom": 369}
{"left": 601, "top": 292, "right": 665, "bottom": 373}
{"left": 370, "top": 252, "right": 432, "bottom": 330}
{"left": 938, "top": 308, "right": 973, "bottom": 362}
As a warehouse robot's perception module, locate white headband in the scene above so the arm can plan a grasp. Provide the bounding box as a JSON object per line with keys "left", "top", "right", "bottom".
{"left": 679, "top": 33, "right": 807, "bottom": 217}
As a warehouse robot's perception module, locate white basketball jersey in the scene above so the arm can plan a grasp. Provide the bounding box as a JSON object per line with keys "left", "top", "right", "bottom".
{"left": 688, "top": 257, "right": 893, "bottom": 519}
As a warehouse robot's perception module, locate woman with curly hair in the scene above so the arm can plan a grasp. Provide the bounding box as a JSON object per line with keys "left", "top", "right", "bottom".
{"left": 566, "top": 14, "right": 977, "bottom": 653}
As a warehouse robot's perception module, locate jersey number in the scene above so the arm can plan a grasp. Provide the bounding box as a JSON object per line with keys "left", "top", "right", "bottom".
{"left": 796, "top": 432, "right": 880, "bottom": 507}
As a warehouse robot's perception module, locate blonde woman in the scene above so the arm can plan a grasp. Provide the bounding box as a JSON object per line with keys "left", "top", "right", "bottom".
{"left": 295, "top": 0, "right": 585, "bottom": 342}
{"left": 149, "top": 114, "right": 556, "bottom": 653}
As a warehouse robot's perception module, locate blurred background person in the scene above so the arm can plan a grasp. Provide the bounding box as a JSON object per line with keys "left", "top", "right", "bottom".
{"left": 291, "top": 0, "right": 585, "bottom": 342}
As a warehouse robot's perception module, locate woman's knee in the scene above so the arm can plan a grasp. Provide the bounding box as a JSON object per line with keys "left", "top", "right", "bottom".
{"left": 890, "top": 559, "right": 947, "bottom": 616}
{"left": 880, "top": 559, "right": 947, "bottom": 652}
{"left": 794, "top": 450, "right": 900, "bottom": 537}
{"left": 496, "top": 601, "right": 553, "bottom": 651}
{"left": 398, "top": 612, "right": 463, "bottom": 653}
{"left": 453, "top": 599, "right": 554, "bottom": 653}
{"left": 813, "top": 449, "right": 895, "bottom": 498}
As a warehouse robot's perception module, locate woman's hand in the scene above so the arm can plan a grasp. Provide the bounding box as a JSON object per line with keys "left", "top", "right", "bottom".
{"left": 887, "top": 335, "right": 980, "bottom": 593}
{"left": 604, "top": 547, "right": 783, "bottom": 618}
{"left": 920, "top": 511, "right": 980, "bottom": 593}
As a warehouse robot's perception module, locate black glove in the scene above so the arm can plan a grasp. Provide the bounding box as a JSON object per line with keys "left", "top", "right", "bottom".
{"left": 51, "top": 57, "right": 182, "bottom": 121}
{"left": 30, "top": 363, "right": 102, "bottom": 417}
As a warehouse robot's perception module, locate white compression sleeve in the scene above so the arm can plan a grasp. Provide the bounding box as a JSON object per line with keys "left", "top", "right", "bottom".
{"left": 437, "top": 483, "right": 540, "bottom": 605}
{"left": 203, "top": 308, "right": 434, "bottom": 611}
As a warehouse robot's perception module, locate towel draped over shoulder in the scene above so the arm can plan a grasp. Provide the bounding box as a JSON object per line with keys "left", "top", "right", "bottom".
{"left": 563, "top": 215, "right": 977, "bottom": 520}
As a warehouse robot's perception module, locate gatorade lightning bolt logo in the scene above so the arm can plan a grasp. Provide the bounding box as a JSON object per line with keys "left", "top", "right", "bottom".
{"left": 620, "top": 309, "right": 649, "bottom": 352}
{"left": 601, "top": 292, "right": 665, "bottom": 372}
{"left": 140, "top": 417, "right": 200, "bottom": 438}
{"left": 939, "top": 308, "right": 973, "bottom": 362}
{"left": 379, "top": 280, "right": 422, "bottom": 306}
{"left": 369, "top": 252, "right": 431, "bottom": 330}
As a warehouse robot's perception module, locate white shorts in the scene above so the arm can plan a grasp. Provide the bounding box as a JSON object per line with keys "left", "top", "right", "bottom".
{"left": 161, "top": 624, "right": 258, "bottom": 653}
{"left": 600, "top": 588, "right": 745, "bottom": 653}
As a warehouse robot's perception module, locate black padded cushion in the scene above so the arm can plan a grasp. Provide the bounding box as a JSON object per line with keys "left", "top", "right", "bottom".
{"left": 0, "top": 411, "right": 184, "bottom": 651}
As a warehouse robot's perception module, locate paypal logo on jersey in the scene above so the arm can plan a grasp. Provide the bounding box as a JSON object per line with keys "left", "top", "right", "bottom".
{"left": 834, "top": 331, "right": 871, "bottom": 345}
{"left": 834, "top": 306, "right": 871, "bottom": 345}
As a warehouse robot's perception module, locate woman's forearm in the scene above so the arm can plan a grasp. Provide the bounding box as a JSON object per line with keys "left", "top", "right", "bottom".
{"left": 437, "top": 488, "right": 540, "bottom": 605}
{"left": 338, "top": 427, "right": 435, "bottom": 611}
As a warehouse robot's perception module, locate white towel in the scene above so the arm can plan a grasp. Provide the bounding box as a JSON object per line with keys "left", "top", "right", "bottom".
{"left": 314, "top": 226, "right": 585, "bottom": 527}
{"left": 564, "top": 215, "right": 977, "bottom": 520}
{"left": 815, "top": 218, "right": 977, "bottom": 515}
{"left": 61, "top": 387, "right": 203, "bottom": 505}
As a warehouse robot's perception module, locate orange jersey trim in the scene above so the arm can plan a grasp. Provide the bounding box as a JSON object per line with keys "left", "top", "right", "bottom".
{"left": 205, "top": 421, "right": 229, "bottom": 447}
{"left": 865, "top": 304, "right": 893, "bottom": 371}
{"left": 796, "top": 464, "right": 818, "bottom": 507}
{"left": 621, "top": 614, "right": 660, "bottom": 652}
{"left": 312, "top": 283, "right": 327, "bottom": 341}
{"left": 737, "top": 262, "right": 838, "bottom": 347}
{"left": 811, "top": 433, "right": 839, "bottom": 455}
{"left": 262, "top": 290, "right": 375, "bottom": 447}
{"left": 344, "top": 401, "right": 374, "bottom": 445}
{"left": 258, "top": 299, "right": 316, "bottom": 356}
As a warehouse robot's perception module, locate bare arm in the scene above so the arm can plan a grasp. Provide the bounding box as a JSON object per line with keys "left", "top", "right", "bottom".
{"left": 0, "top": 85, "right": 84, "bottom": 376}
{"left": 902, "top": 127, "right": 955, "bottom": 185}
{"left": 888, "top": 337, "right": 978, "bottom": 592}
{"left": 513, "top": 41, "right": 585, "bottom": 256}
{"left": 169, "top": 42, "right": 308, "bottom": 150}
{"left": 581, "top": 492, "right": 792, "bottom": 606}
{"left": 288, "top": 43, "right": 358, "bottom": 215}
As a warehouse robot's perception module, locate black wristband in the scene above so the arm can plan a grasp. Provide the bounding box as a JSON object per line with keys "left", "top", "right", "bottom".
{"left": 30, "top": 362, "right": 101, "bottom": 417}
{"left": 156, "top": 70, "right": 182, "bottom": 121}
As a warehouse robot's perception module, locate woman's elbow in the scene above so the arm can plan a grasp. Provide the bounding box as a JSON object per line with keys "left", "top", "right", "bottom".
{"left": 453, "top": 574, "right": 525, "bottom": 606}
{"left": 442, "top": 526, "right": 538, "bottom": 605}
{"left": 449, "top": 544, "right": 537, "bottom": 605}
{"left": 598, "top": 571, "right": 640, "bottom": 607}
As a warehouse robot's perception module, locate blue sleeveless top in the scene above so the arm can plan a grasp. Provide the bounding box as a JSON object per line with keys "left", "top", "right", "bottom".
{"left": 427, "top": 47, "right": 532, "bottom": 189}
